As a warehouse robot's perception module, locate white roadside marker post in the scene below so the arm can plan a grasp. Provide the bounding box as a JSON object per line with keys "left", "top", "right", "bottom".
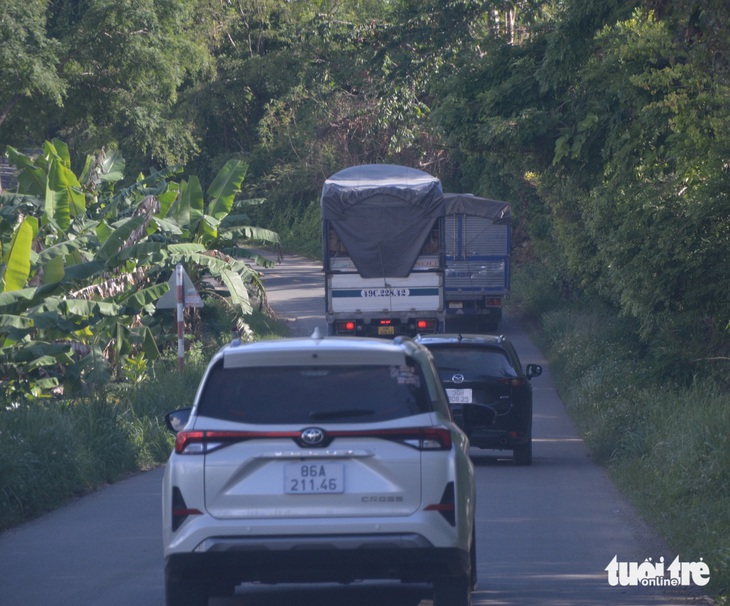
{"left": 176, "top": 264, "right": 185, "bottom": 373}
{"left": 155, "top": 264, "right": 204, "bottom": 372}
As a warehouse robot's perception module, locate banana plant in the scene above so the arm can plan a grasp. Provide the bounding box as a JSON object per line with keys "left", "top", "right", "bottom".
{"left": 1, "top": 142, "right": 280, "bottom": 398}
{"left": 6, "top": 140, "right": 87, "bottom": 232}
{"left": 154, "top": 158, "right": 280, "bottom": 315}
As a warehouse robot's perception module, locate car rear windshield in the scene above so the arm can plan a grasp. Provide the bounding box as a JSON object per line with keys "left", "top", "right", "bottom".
{"left": 197, "top": 362, "right": 432, "bottom": 424}
{"left": 427, "top": 346, "right": 518, "bottom": 377}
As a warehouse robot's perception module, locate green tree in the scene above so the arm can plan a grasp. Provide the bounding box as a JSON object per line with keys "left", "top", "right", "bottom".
{"left": 566, "top": 9, "right": 730, "bottom": 350}
{"left": 431, "top": 0, "right": 730, "bottom": 372}
{"left": 1, "top": 0, "right": 214, "bottom": 175}
{"left": 0, "top": 0, "right": 64, "bottom": 131}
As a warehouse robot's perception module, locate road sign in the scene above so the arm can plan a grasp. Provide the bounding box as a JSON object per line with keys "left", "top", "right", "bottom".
{"left": 155, "top": 266, "right": 204, "bottom": 309}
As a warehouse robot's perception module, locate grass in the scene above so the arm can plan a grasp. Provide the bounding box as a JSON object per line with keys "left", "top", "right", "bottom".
{"left": 0, "top": 305, "right": 289, "bottom": 533}
{"left": 510, "top": 261, "right": 730, "bottom": 603}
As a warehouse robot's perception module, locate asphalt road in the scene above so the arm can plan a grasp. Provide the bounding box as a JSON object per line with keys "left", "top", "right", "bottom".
{"left": 0, "top": 253, "right": 713, "bottom": 606}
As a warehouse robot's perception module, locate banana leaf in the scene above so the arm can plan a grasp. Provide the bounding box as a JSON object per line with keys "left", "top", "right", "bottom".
{"left": 2, "top": 216, "right": 36, "bottom": 292}
{"left": 95, "top": 215, "right": 148, "bottom": 263}
{"left": 207, "top": 159, "right": 249, "bottom": 220}
{"left": 219, "top": 268, "right": 252, "bottom": 315}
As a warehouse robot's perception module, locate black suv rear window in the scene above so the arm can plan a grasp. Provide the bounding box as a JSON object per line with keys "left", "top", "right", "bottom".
{"left": 427, "top": 346, "right": 518, "bottom": 377}
{"left": 197, "top": 363, "right": 432, "bottom": 424}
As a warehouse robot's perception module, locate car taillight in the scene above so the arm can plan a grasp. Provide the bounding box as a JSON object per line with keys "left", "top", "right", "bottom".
{"left": 383, "top": 427, "right": 452, "bottom": 451}
{"left": 174, "top": 427, "right": 452, "bottom": 453}
{"left": 326, "top": 427, "right": 453, "bottom": 449}
{"left": 425, "top": 482, "right": 456, "bottom": 526}
{"left": 486, "top": 298, "right": 502, "bottom": 307}
{"left": 175, "top": 430, "right": 301, "bottom": 454}
{"left": 175, "top": 430, "right": 206, "bottom": 454}
{"left": 497, "top": 377, "right": 526, "bottom": 387}
{"left": 329, "top": 427, "right": 452, "bottom": 451}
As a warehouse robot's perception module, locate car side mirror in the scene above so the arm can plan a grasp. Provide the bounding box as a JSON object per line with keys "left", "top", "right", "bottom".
{"left": 165, "top": 408, "right": 192, "bottom": 434}
{"left": 526, "top": 364, "right": 543, "bottom": 379}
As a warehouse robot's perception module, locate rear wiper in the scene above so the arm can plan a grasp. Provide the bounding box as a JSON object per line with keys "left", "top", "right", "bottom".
{"left": 309, "top": 409, "right": 375, "bottom": 420}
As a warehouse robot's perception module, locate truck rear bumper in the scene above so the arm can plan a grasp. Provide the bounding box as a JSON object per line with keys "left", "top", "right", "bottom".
{"left": 327, "top": 315, "right": 444, "bottom": 337}
{"left": 445, "top": 307, "right": 502, "bottom": 320}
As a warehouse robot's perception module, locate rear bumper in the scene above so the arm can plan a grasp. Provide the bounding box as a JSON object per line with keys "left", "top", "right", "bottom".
{"left": 469, "top": 428, "right": 530, "bottom": 450}
{"left": 445, "top": 306, "right": 502, "bottom": 319}
{"left": 165, "top": 533, "right": 470, "bottom": 584}
{"left": 327, "top": 315, "right": 444, "bottom": 337}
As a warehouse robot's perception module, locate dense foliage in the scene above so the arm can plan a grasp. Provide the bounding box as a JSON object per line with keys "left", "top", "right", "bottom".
{"left": 0, "top": 140, "right": 278, "bottom": 401}
{"left": 433, "top": 0, "right": 730, "bottom": 375}
{"left": 0, "top": 305, "right": 289, "bottom": 532}
{"left": 3, "top": 0, "right": 727, "bottom": 373}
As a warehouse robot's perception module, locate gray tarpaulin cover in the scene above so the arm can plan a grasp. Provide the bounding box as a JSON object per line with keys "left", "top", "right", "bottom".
{"left": 321, "top": 164, "right": 444, "bottom": 278}
{"left": 442, "top": 193, "right": 511, "bottom": 222}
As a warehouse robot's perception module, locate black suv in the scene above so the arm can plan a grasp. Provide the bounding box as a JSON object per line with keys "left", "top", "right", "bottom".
{"left": 416, "top": 334, "right": 542, "bottom": 465}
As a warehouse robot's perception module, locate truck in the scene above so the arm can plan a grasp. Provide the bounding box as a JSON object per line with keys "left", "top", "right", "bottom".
{"left": 442, "top": 193, "right": 511, "bottom": 332}
{"left": 321, "top": 164, "right": 445, "bottom": 337}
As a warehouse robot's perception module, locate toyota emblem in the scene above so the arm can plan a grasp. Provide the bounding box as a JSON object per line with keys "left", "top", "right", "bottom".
{"left": 452, "top": 374, "right": 465, "bottom": 384}
{"left": 300, "top": 427, "right": 325, "bottom": 446}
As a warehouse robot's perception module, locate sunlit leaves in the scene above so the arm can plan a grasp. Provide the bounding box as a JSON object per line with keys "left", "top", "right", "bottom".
{"left": 432, "top": 0, "right": 730, "bottom": 359}
{"left": 1, "top": 141, "right": 278, "bottom": 399}
{"left": 207, "top": 159, "right": 249, "bottom": 220}
{"left": 1, "top": 217, "right": 36, "bottom": 292}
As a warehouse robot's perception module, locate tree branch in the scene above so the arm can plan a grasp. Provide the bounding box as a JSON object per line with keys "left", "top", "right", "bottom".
{"left": 0, "top": 94, "right": 22, "bottom": 129}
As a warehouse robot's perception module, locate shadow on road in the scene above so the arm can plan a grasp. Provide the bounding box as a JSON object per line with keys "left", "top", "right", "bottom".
{"left": 213, "top": 582, "right": 428, "bottom": 606}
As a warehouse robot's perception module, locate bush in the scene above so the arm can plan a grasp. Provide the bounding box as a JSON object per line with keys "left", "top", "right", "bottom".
{"left": 508, "top": 261, "right": 565, "bottom": 322}
{"left": 0, "top": 308, "right": 289, "bottom": 532}
{"left": 0, "top": 398, "right": 138, "bottom": 529}
{"left": 611, "top": 383, "right": 730, "bottom": 602}
{"left": 518, "top": 287, "right": 730, "bottom": 601}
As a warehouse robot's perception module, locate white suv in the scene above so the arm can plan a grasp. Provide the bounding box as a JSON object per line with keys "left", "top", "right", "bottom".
{"left": 163, "top": 332, "right": 492, "bottom": 606}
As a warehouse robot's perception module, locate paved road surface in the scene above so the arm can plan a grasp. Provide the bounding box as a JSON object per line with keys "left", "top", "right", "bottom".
{"left": 0, "top": 253, "right": 713, "bottom": 606}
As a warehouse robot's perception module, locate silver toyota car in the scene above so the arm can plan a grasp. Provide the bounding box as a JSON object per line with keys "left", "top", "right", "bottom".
{"left": 162, "top": 331, "right": 493, "bottom": 606}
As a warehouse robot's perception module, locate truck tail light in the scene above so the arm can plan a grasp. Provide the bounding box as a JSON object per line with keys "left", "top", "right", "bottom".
{"left": 486, "top": 298, "right": 502, "bottom": 307}
{"left": 416, "top": 319, "right": 437, "bottom": 332}
{"left": 336, "top": 320, "right": 356, "bottom": 334}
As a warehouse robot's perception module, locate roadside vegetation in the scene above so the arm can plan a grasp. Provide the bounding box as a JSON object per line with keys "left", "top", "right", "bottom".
{"left": 0, "top": 140, "right": 288, "bottom": 531}
{"left": 0, "top": 303, "right": 289, "bottom": 532}
{"left": 511, "top": 262, "right": 730, "bottom": 603}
